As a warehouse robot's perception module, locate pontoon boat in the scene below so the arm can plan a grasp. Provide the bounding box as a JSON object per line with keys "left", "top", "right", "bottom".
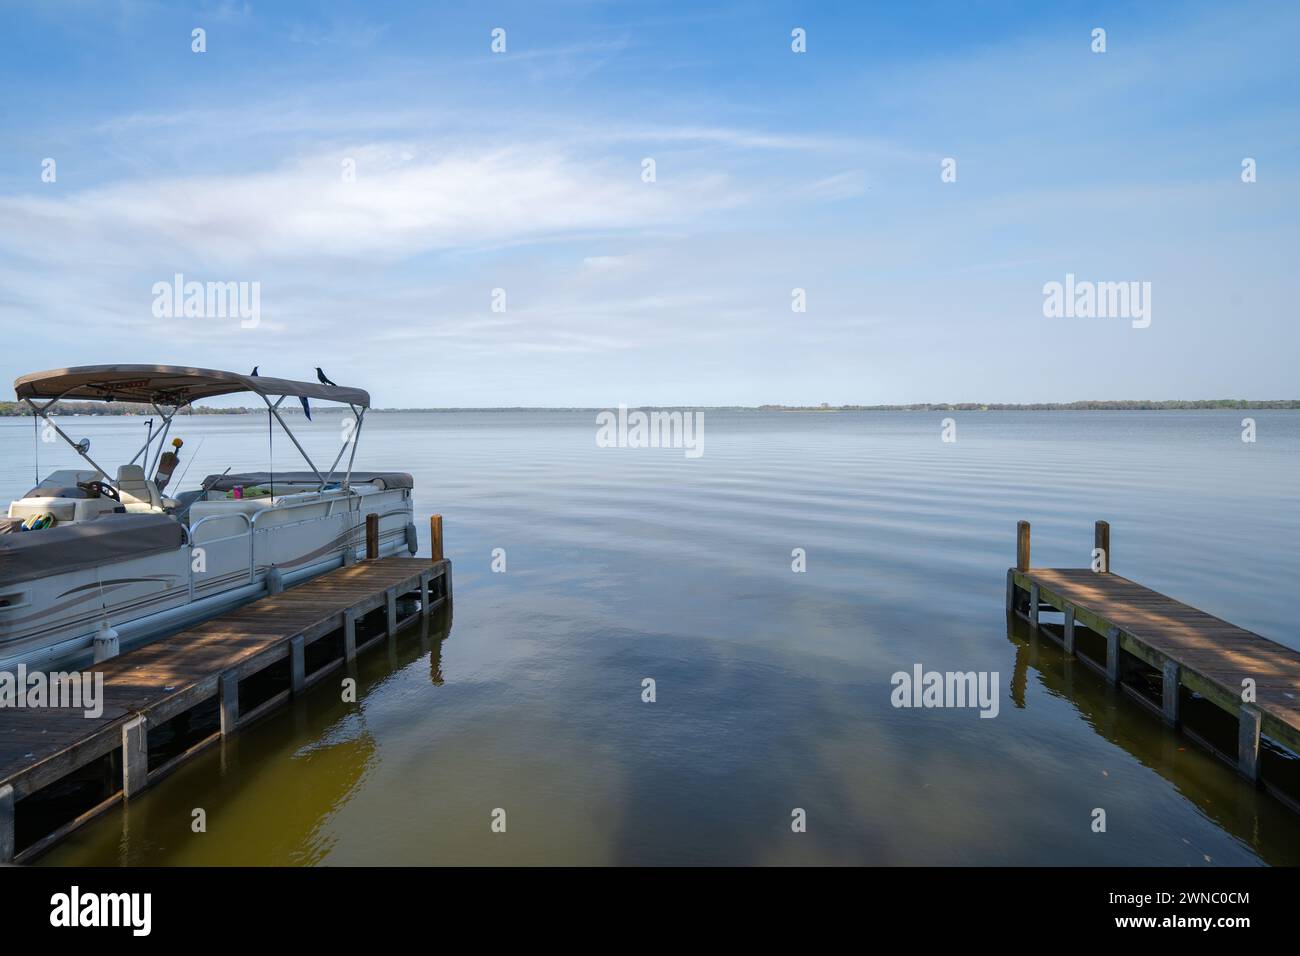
{"left": 0, "top": 365, "right": 418, "bottom": 670}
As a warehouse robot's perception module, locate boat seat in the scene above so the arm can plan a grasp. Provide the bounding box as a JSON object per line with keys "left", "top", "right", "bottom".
{"left": 0, "top": 513, "right": 184, "bottom": 584}
{"left": 8, "top": 495, "right": 122, "bottom": 523}
{"left": 117, "top": 464, "right": 163, "bottom": 513}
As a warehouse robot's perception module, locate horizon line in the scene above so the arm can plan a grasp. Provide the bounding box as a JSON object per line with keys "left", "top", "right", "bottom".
{"left": 4, "top": 399, "right": 1298, "bottom": 415}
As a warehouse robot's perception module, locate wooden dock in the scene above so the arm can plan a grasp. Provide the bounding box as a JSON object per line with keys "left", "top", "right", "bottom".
{"left": 0, "top": 553, "right": 451, "bottom": 864}
{"left": 1008, "top": 520, "right": 1300, "bottom": 799}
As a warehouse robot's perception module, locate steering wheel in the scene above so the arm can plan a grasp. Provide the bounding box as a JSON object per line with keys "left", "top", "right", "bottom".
{"left": 77, "top": 480, "right": 120, "bottom": 502}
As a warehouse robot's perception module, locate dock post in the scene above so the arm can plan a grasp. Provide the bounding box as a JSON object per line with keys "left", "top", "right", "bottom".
{"left": 420, "top": 571, "right": 432, "bottom": 618}
{"left": 290, "top": 635, "right": 306, "bottom": 693}
{"left": 344, "top": 608, "right": 358, "bottom": 662}
{"left": 1016, "top": 521, "right": 1030, "bottom": 571}
{"left": 365, "top": 513, "right": 380, "bottom": 560}
{"left": 1105, "top": 627, "right": 1120, "bottom": 685}
{"left": 386, "top": 587, "right": 398, "bottom": 639}
{"left": 0, "top": 783, "right": 14, "bottom": 864}
{"left": 1094, "top": 520, "right": 1110, "bottom": 572}
{"left": 1161, "top": 661, "right": 1181, "bottom": 726}
{"left": 220, "top": 670, "right": 239, "bottom": 735}
{"left": 1063, "top": 605, "right": 1076, "bottom": 655}
{"left": 1028, "top": 584, "right": 1040, "bottom": 628}
{"left": 123, "top": 716, "right": 148, "bottom": 797}
{"left": 1238, "top": 705, "right": 1262, "bottom": 782}
{"left": 430, "top": 514, "right": 444, "bottom": 562}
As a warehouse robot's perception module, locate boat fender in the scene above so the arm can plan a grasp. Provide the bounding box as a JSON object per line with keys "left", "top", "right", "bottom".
{"left": 405, "top": 522, "right": 419, "bottom": 555}
{"left": 93, "top": 620, "right": 120, "bottom": 662}
{"left": 266, "top": 566, "right": 285, "bottom": 595}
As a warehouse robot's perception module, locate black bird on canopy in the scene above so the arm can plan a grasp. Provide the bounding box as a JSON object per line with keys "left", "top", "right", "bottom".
{"left": 251, "top": 366, "right": 259, "bottom": 376}
{"left": 315, "top": 367, "right": 337, "bottom": 387}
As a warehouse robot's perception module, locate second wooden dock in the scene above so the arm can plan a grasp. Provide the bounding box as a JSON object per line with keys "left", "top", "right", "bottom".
{"left": 1008, "top": 519, "right": 1300, "bottom": 807}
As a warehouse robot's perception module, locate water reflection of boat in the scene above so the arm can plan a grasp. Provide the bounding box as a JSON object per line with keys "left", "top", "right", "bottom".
{"left": 1006, "top": 613, "right": 1300, "bottom": 866}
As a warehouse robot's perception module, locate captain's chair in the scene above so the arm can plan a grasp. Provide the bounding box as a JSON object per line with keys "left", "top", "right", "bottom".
{"left": 117, "top": 464, "right": 163, "bottom": 513}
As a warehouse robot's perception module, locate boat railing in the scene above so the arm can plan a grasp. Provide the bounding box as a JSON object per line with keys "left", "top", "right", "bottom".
{"left": 187, "top": 489, "right": 366, "bottom": 596}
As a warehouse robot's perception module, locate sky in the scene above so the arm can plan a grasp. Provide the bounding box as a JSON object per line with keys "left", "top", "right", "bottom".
{"left": 0, "top": 0, "right": 1297, "bottom": 407}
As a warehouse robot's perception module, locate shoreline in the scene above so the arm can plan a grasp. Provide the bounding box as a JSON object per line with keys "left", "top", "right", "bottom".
{"left": 2, "top": 400, "right": 1298, "bottom": 417}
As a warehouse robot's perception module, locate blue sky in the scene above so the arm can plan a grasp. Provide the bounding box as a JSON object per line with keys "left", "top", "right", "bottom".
{"left": 1, "top": 0, "right": 1297, "bottom": 406}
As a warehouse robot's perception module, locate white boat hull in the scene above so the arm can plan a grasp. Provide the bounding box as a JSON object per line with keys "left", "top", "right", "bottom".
{"left": 0, "top": 484, "right": 414, "bottom": 671}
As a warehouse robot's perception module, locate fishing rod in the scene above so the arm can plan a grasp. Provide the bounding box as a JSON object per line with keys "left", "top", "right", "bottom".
{"left": 170, "top": 436, "right": 207, "bottom": 491}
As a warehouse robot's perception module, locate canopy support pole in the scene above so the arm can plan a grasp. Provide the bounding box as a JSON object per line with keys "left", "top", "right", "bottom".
{"left": 342, "top": 408, "right": 365, "bottom": 491}
{"left": 126, "top": 403, "right": 177, "bottom": 470}
{"left": 22, "top": 397, "right": 113, "bottom": 480}
{"left": 324, "top": 405, "right": 364, "bottom": 484}
{"left": 147, "top": 404, "right": 177, "bottom": 476}
{"left": 260, "top": 394, "right": 325, "bottom": 487}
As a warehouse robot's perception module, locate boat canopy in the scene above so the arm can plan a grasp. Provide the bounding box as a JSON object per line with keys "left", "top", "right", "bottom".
{"left": 14, "top": 365, "right": 370, "bottom": 408}
{"left": 14, "top": 364, "right": 374, "bottom": 492}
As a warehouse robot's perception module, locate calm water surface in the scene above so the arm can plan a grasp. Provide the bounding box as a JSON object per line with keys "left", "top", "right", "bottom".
{"left": 3, "top": 409, "right": 1298, "bottom": 865}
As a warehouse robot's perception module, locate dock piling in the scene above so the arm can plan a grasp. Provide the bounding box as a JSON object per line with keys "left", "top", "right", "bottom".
{"left": 386, "top": 587, "right": 398, "bottom": 639}
{"left": 1028, "top": 583, "right": 1040, "bottom": 628}
{"left": 291, "top": 635, "right": 306, "bottom": 694}
{"left": 365, "top": 513, "right": 380, "bottom": 560}
{"left": 1094, "top": 520, "right": 1110, "bottom": 572}
{"left": 430, "top": 514, "right": 444, "bottom": 562}
{"left": 344, "top": 608, "right": 358, "bottom": 662}
{"left": 220, "top": 670, "right": 239, "bottom": 735}
{"left": 1239, "top": 706, "right": 1262, "bottom": 782}
{"left": 0, "top": 784, "right": 13, "bottom": 864}
{"left": 1161, "top": 661, "right": 1181, "bottom": 726}
{"left": 1063, "top": 605, "right": 1076, "bottom": 655}
{"left": 123, "top": 716, "right": 149, "bottom": 797}
{"left": 1104, "top": 627, "right": 1121, "bottom": 685}
{"left": 1016, "top": 521, "right": 1031, "bottom": 571}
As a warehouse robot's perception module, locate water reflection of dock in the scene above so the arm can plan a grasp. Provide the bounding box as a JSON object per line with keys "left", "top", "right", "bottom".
{"left": 1007, "top": 613, "right": 1300, "bottom": 865}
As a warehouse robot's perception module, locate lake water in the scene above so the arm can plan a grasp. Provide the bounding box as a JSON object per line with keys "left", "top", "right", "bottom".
{"left": 4, "top": 409, "right": 1299, "bottom": 865}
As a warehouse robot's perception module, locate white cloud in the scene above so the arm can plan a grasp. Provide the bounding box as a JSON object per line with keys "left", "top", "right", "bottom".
{"left": 0, "top": 143, "right": 744, "bottom": 271}
{"left": 796, "top": 171, "right": 869, "bottom": 200}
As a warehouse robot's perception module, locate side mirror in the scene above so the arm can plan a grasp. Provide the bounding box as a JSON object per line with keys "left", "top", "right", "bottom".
{"left": 76, "top": 438, "right": 91, "bottom": 454}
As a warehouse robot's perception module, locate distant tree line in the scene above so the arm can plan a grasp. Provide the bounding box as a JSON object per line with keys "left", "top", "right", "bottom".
{"left": 0, "top": 401, "right": 253, "bottom": 416}
{"left": 3, "top": 399, "right": 1296, "bottom": 416}
{"left": 757, "top": 400, "right": 1300, "bottom": 411}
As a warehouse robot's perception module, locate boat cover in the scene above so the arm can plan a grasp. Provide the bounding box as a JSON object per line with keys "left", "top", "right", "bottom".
{"left": 201, "top": 471, "right": 414, "bottom": 492}
{"left": 0, "top": 513, "right": 184, "bottom": 584}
